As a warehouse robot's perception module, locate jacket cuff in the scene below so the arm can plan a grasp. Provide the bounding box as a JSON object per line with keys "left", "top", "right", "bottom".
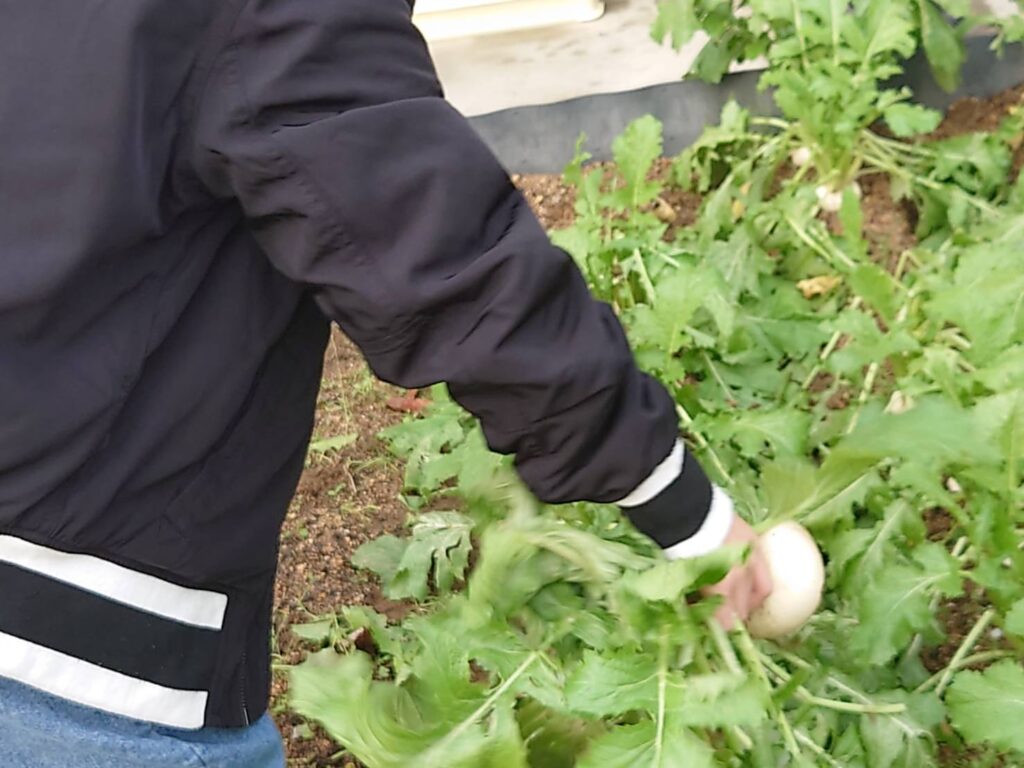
{"left": 616, "top": 440, "right": 735, "bottom": 559}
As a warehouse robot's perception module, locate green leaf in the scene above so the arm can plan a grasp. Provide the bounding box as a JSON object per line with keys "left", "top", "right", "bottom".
{"left": 621, "top": 547, "right": 741, "bottom": 603}
{"left": 291, "top": 651, "right": 530, "bottom": 768}
{"left": 308, "top": 432, "right": 358, "bottom": 455}
{"left": 517, "top": 700, "right": 607, "bottom": 768}
{"left": 651, "top": 0, "right": 699, "bottom": 50}
{"left": 667, "top": 673, "right": 769, "bottom": 728}
{"left": 928, "top": 240, "right": 1024, "bottom": 363}
{"left": 1005, "top": 599, "right": 1024, "bottom": 637}
{"left": 359, "top": 513, "right": 474, "bottom": 601}
{"left": 612, "top": 116, "right": 664, "bottom": 209}
{"left": 291, "top": 619, "right": 335, "bottom": 645}
{"left": 919, "top": 1, "right": 965, "bottom": 92}
{"left": 883, "top": 103, "right": 943, "bottom": 137}
{"left": 947, "top": 661, "right": 1024, "bottom": 752}
{"left": 971, "top": 392, "right": 1024, "bottom": 494}
{"left": 691, "top": 36, "right": 738, "bottom": 84}
{"left": 565, "top": 651, "right": 660, "bottom": 716}
{"left": 577, "top": 721, "right": 714, "bottom": 768}
{"left": 835, "top": 397, "right": 1000, "bottom": 469}
{"left": 859, "top": 1, "right": 917, "bottom": 61}
{"left": 975, "top": 345, "right": 1024, "bottom": 391}
{"left": 851, "top": 544, "right": 963, "bottom": 665}
{"left": 830, "top": 499, "right": 925, "bottom": 590}
{"left": 352, "top": 535, "right": 408, "bottom": 584}
{"left": 849, "top": 263, "right": 900, "bottom": 323}
{"left": 713, "top": 407, "right": 812, "bottom": 458}
{"left": 761, "top": 453, "right": 880, "bottom": 529}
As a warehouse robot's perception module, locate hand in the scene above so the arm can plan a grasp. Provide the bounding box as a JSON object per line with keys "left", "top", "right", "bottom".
{"left": 702, "top": 516, "right": 773, "bottom": 630}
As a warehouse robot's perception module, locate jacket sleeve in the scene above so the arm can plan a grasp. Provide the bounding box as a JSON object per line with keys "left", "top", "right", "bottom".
{"left": 191, "top": 0, "right": 732, "bottom": 554}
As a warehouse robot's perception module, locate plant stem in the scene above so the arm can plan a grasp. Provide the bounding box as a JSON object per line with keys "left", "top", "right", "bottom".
{"left": 708, "top": 619, "right": 744, "bottom": 675}
{"left": 654, "top": 629, "right": 669, "bottom": 768}
{"left": 791, "top": 0, "right": 810, "bottom": 69}
{"left": 676, "top": 404, "right": 734, "bottom": 487}
{"left": 777, "top": 651, "right": 926, "bottom": 739}
{"left": 786, "top": 215, "right": 857, "bottom": 271}
{"left": 796, "top": 729, "right": 845, "bottom": 768}
{"left": 702, "top": 351, "right": 736, "bottom": 404}
{"left": 846, "top": 361, "right": 879, "bottom": 434}
{"left": 426, "top": 651, "right": 541, "bottom": 757}
{"left": 630, "top": 249, "right": 658, "bottom": 303}
{"left": 935, "top": 609, "right": 997, "bottom": 697}
{"left": 802, "top": 297, "right": 864, "bottom": 390}
{"left": 735, "top": 630, "right": 802, "bottom": 758}
{"left": 759, "top": 653, "right": 907, "bottom": 715}
{"left": 914, "top": 649, "right": 1014, "bottom": 694}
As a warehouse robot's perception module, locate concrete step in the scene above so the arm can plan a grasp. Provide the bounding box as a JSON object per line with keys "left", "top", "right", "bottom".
{"left": 426, "top": 0, "right": 1021, "bottom": 117}
{"left": 414, "top": 0, "right": 605, "bottom": 42}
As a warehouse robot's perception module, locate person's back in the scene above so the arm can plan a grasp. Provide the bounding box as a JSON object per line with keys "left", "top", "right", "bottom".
{"left": 1, "top": 0, "right": 330, "bottom": 740}
{"left": 0, "top": 2, "right": 769, "bottom": 765}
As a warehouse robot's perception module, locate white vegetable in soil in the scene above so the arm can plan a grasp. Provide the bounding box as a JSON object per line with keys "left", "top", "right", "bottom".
{"left": 790, "top": 146, "right": 813, "bottom": 168}
{"left": 815, "top": 182, "right": 862, "bottom": 213}
{"left": 747, "top": 522, "right": 825, "bottom": 639}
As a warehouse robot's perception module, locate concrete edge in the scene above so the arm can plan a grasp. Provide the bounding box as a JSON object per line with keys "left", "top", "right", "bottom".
{"left": 468, "top": 35, "right": 1024, "bottom": 173}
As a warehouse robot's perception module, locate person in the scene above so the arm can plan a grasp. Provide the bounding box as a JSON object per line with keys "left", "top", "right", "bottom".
{"left": 0, "top": 1, "right": 772, "bottom": 766}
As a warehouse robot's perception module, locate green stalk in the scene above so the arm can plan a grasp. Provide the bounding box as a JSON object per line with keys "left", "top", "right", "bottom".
{"left": 676, "top": 403, "right": 734, "bottom": 487}
{"left": 697, "top": 630, "right": 756, "bottom": 753}
{"left": 935, "top": 609, "right": 997, "bottom": 697}
{"left": 790, "top": 0, "right": 810, "bottom": 70}
{"left": 702, "top": 351, "right": 737, "bottom": 404}
{"left": 425, "top": 651, "right": 542, "bottom": 758}
{"left": 707, "top": 619, "right": 744, "bottom": 675}
{"left": 735, "top": 629, "right": 802, "bottom": 758}
{"left": 630, "top": 249, "right": 657, "bottom": 303}
{"left": 802, "top": 297, "right": 864, "bottom": 390}
{"left": 796, "top": 729, "right": 845, "bottom": 768}
{"left": 785, "top": 215, "right": 857, "bottom": 271}
{"left": 858, "top": 146, "right": 1003, "bottom": 218}
{"left": 845, "top": 361, "right": 879, "bottom": 434}
{"left": 759, "top": 653, "right": 907, "bottom": 715}
{"left": 777, "top": 651, "right": 926, "bottom": 740}
{"left": 654, "top": 629, "right": 669, "bottom": 768}
{"left": 914, "top": 649, "right": 1014, "bottom": 695}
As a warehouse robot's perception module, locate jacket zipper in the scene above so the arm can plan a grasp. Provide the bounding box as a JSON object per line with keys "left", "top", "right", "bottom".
{"left": 240, "top": 648, "right": 250, "bottom": 726}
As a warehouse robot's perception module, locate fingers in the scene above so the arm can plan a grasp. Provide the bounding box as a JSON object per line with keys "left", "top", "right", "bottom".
{"left": 751, "top": 551, "right": 774, "bottom": 606}
{"left": 709, "top": 557, "right": 773, "bottom": 631}
{"left": 714, "top": 602, "right": 738, "bottom": 631}
{"left": 710, "top": 571, "right": 752, "bottom": 630}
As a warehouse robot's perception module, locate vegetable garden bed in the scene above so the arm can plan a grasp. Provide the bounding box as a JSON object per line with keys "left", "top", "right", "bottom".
{"left": 273, "top": 3, "right": 1024, "bottom": 766}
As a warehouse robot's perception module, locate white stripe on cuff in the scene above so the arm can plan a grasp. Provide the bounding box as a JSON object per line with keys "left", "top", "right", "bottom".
{"left": 0, "top": 632, "right": 208, "bottom": 730}
{"left": 0, "top": 536, "right": 227, "bottom": 631}
{"left": 662, "top": 485, "right": 736, "bottom": 560}
{"left": 615, "top": 440, "right": 685, "bottom": 508}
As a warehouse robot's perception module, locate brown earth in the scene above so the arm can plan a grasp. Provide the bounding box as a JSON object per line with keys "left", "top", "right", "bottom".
{"left": 273, "top": 83, "right": 1024, "bottom": 766}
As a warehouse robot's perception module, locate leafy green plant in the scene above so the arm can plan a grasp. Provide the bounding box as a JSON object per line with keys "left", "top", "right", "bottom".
{"left": 289, "top": 5, "right": 1024, "bottom": 764}
{"left": 653, "top": 0, "right": 1022, "bottom": 221}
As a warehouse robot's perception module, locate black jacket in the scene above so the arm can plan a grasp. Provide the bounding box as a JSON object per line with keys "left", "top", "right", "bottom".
{"left": 0, "top": 0, "right": 720, "bottom": 729}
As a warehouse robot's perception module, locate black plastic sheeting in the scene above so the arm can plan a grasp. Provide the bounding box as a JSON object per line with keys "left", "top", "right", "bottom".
{"left": 469, "top": 35, "right": 1023, "bottom": 173}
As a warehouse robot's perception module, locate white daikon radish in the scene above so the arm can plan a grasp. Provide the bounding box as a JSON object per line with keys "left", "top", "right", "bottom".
{"left": 790, "top": 147, "right": 813, "bottom": 167}
{"left": 748, "top": 522, "right": 825, "bottom": 639}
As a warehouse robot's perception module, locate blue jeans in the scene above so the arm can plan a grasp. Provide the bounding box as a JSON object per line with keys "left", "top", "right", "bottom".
{"left": 0, "top": 677, "right": 285, "bottom": 768}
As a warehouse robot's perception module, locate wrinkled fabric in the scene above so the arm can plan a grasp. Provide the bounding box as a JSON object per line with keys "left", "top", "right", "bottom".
{"left": 0, "top": 0, "right": 705, "bottom": 728}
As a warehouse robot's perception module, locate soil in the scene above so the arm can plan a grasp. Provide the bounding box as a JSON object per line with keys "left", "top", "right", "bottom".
{"left": 272, "top": 83, "right": 1024, "bottom": 766}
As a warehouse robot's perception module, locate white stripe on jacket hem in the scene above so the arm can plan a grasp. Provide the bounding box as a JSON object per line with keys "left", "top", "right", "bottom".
{"left": 0, "top": 536, "right": 227, "bottom": 630}
{"left": 0, "top": 632, "right": 208, "bottom": 730}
